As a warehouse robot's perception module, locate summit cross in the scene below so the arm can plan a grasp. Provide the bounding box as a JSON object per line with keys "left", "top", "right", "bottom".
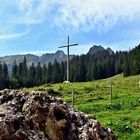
{"left": 59, "top": 35, "right": 78, "bottom": 82}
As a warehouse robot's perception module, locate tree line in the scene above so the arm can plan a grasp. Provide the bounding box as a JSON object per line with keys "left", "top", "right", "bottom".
{"left": 0, "top": 44, "right": 140, "bottom": 90}
{"left": 123, "top": 45, "right": 140, "bottom": 76}
{"left": 0, "top": 57, "right": 66, "bottom": 89}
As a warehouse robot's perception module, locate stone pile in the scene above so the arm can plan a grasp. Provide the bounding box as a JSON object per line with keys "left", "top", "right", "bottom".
{"left": 0, "top": 89, "right": 117, "bottom": 140}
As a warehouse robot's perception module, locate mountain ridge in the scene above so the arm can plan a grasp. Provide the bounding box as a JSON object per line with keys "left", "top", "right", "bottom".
{"left": 0, "top": 45, "right": 113, "bottom": 68}
{"left": 0, "top": 51, "right": 73, "bottom": 67}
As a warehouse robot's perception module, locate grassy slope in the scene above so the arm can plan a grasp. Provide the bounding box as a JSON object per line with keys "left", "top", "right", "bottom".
{"left": 23, "top": 74, "right": 140, "bottom": 139}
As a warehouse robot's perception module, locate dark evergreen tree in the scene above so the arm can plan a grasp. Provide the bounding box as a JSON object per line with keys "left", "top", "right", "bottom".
{"left": 86, "top": 55, "right": 94, "bottom": 81}
{"left": 52, "top": 60, "right": 62, "bottom": 83}
{"left": 46, "top": 62, "right": 52, "bottom": 83}
{"left": 17, "top": 62, "right": 23, "bottom": 86}
{"left": 42, "top": 64, "right": 47, "bottom": 84}
{"left": 12, "top": 60, "right": 18, "bottom": 79}
{"left": 60, "top": 61, "right": 65, "bottom": 81}
{"left": 28, "top": 63, "right": 35, "bottom": 86}
{"left": 11, "top": 60, "right": 19, "bottom": 88}
{"left": 22, "top": 57, "right": 28, "bottom": 86}
{"left": 77, "top": 55, "right": 86, "bottom": 82}
{"left": 123, "top": 44, "right": 140, "bottom": 76}
{"left": 2, "top": 63, "right": 9, "bottom": 88}
{"left": 91, "top": 62, "right": 97, "bottom": 80}
{"left": 35, "top": 62, "right": 42, "bottom": 85}
{"left": 72, "top": 56, "right": 80, "bottom": 82}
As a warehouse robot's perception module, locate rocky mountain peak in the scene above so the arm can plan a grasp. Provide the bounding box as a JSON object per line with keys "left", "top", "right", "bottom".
{"left": 106, "top": 47, "right": 114, "bottom": 55}
{"left": 55, "top": 50, "right": 65, "bottom": 55}
{"left": 88, "top": 45, "right": 114, "bottom": 55}
{"left": 88, "top": 45, "right": 105, "bottom": 55}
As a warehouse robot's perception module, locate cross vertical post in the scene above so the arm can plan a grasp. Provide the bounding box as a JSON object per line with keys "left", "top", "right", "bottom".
{"left": 59, "top": 35, "right": 78, "bottom": 82}
{"left": 67, "top": 35, "right": 70, "bottom": 82}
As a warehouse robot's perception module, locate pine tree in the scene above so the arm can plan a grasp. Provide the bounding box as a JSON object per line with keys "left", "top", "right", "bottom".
{"left": 132, "top": 60, "right": 139, "bottom": 75}
{"left": 46, "top": 62, "right": 52, "bottom": 83}
{"left": 86, "top": 66, "right": 91, "bottom": 81}
{"left": 2, "top": 63, "right": 9, "bottom": 88}
{"left": 60, "top": 61, "right": 65, "bottom": 82}
{"left": 91, "top": 61, "right": 97, "bottom": 80}
{"left": 72, "top": 56, "right": 79, "bottom": 82}
{"left": 11, "top": 60, "right": 19, "bottom": 88}
{"left": 35, "top": 62, "right": 42, "bottom": 85}
{"left": 96, "top": 62, "right": 102, "bottom": 79}
{"left": 123, "top": 56, "right": 130, "bottom": 77}
{"left": 22, "top": 57, "right": 28, "bottom": 86}
{"left": 77, "top": 55, "right": 86, "bottom": 82}
{"left": 12, "top": 60, "right": 18, "bottom": 78}
{"left": 42, "top": 64, "right": 47, "bottom": 84}
{"left": 52, "top": 60, "right": 62, "bottom": 83}
{"left": 28, "top": 63, "right": 35, "bottom": 87}
{"left": 86, "top": 55, "right": 93, "bottom": 81}
{"left": 17, "top": 62, "right": 23, "bottom": 87}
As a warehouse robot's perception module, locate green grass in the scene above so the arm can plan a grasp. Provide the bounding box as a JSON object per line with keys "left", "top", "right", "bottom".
{"left": 22, "top": 74, "right": 140, "bottom": 139}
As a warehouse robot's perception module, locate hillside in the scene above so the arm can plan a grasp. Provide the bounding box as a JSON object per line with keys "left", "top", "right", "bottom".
{"left": 23, "top": 74, "right": 140, "bottom": 139}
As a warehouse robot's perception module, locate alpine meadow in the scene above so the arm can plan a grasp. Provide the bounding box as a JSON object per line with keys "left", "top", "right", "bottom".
{"left": 0, "top": 1, "right": 140, "bottom": 140}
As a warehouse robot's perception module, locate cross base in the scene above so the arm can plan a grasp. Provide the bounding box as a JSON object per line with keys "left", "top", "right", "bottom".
{"left": 63, "top": 81, "right": 71, "bottom": 84}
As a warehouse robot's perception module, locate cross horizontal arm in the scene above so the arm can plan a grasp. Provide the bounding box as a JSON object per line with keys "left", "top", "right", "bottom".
{"left": 69, "top": 43, "right": 78, "bottom": 47}
{"left": 59, "top": 43, "right": 78, "bottom": 48}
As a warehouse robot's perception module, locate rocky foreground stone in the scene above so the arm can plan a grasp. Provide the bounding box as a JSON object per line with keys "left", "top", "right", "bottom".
{"left": 0, "top": 89, "right": 117, "bottom": 140}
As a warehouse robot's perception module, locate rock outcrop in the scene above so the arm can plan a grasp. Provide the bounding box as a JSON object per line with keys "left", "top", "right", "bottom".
{"left": 87, "top": 45, "right": 114, "bottom": 56}
{"left": 0, "top": 89, "right": 117, "bottom": 140}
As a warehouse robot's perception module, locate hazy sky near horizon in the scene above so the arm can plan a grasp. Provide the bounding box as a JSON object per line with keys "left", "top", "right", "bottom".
{"left": 0, "top": 0, "right": 140, "bottom": 56}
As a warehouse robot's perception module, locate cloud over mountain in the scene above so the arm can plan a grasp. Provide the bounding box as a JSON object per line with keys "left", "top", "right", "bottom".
{"left": 1, "top": 0, "right": 140, "bottom": 37}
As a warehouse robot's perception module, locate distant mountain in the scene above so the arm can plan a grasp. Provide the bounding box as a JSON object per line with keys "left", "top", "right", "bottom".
{"left": 0, "top": 45, "right": 114, "bottom": 71}
{"left": 88, "top": 45, "right": 105, "bottom": 54}
{"left": 39, "top": 50, "right": 73, "bottom": 65}
{"left": 88, "top": 45, "right": 114, "bottom": 55}
{"left": 0, "top": 50, "right": 74, "bottom": 71}
{"left": 106, "top": 47, "right": 114, "bottom": 55}
{"left": 0, "top": 54, "right": 39, "bottom": 66}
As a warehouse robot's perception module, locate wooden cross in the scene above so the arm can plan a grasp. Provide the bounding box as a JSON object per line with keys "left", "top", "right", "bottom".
{"left": 59, "top": 35, "right": 78, "bottom": 82}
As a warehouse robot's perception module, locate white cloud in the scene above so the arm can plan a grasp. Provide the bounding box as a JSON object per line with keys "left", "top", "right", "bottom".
{"left": 54, "top": 0, "right": 140, "bottom": 31}
{"left": 15, "top": 0, "right": 55, "bottom": 25}
{"left": 1, "top": 0, "right": 140, "bottom": 38}
{"left": 0, "top": 30, "right": 29, "bottom": 40}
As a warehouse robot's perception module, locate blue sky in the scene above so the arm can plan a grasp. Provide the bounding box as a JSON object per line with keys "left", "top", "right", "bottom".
{"left": 0, "top": 0, "right": 140, "bottom": 56}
